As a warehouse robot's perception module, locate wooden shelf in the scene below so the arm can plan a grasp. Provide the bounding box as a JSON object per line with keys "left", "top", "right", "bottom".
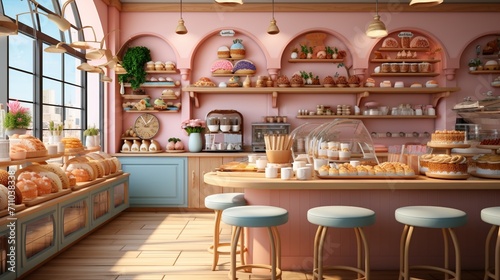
{"left": 492, "top": 84, "right": 500, "bottom": 88}
{"left": 296, "top": 115, "right": 437, "bottom": 119}
{"left": 123, "top": 83, "right": 178, "bottom": 88}
{"left": 288, "top": 59, "right": 344, "bottom": 63}
{"left": 123, "top": 109, "right": 179, "bottom": 113}
{"left": 370, "top": 59, "right": 440, "bottom": 63}
{"left": 0, "top": 153, "right": 65, "bottom": 167}
{"left": 159, "top": 95, "right": 179, "bottom": 100}
{"left": 469, "top": 70, "right": 500, "bottom": 74}
{"left": 371, "top": 72, "right": 440, "bottom": 77}
{"left": 121, "top": 94, "right": 150, "bottom": 99}
{"left": 145, "top": 70, "right": 177, "bottom": 74}
{"left": 378, "top": 47, "right": 430, "bottom": 52}
{"left": 211, "top": 73, "right": 255, "bottom": 77}
{"left": 184, "top": 86, "right": 459, "bottom": 108}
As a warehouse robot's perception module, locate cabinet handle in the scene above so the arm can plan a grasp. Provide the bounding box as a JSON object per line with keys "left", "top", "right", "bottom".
{"left": 191, "top": 170, "right": 195, "bottom": 188}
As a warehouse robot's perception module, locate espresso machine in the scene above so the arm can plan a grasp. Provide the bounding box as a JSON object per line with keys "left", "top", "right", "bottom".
{"left": 251, "top": 122, "right": 291, "bottom": 152}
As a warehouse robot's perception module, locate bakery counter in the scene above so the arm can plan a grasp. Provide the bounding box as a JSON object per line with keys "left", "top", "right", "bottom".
{"left": 204, "top": 172, "right": 500, "bottom": 271}
{"left": 113, "top": 151, "right": 255, "bottom": 158}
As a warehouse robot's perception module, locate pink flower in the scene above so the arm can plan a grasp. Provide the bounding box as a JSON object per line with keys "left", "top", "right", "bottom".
{"left": 7, "top": 100, "right": 28, "bottom": 114}
{"left": 181, "top": 119, "right": 206, "bottom": 135}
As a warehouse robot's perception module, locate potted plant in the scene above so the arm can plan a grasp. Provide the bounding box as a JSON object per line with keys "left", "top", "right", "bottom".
{"left": 118, "top": 46, "right": 152, "bottom": 93}
{"left": 48, "top": 121, "right": 63, "bottom": 144}
{"left": 468, "top": 58, "right": 482, "bottom": 71}
{"left": 3, "top": 100, "right": 31, "bottom": 136}
{"left": 299, "top": 44, "right": 309, "bottom": 59}
{"left": 84, "top": 125, "right": 100, "bottom": 148}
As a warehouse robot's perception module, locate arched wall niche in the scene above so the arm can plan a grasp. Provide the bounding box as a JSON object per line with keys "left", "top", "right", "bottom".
{"left": 188, "top": 27, "right": 271, "bottom": 82}
{"left": 116, "top": 32, "right": 181, "bottom": 63}
{"left": 280, "top": 28, "right": 357, "bottom": 80}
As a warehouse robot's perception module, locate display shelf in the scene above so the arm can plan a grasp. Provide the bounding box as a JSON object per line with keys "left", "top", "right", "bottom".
{"left": 0, "top": 153, "right": 65, "bottom": 167}
{"left": 121, "top": 94, "right": 150, "bottom": 100}
{"left": 492, "top": 84, "right": 500, "bottom": 88}
{"left": 123, "top": 83, "right": 178, "bottom": 88}
{"left": 370, "top": 59, "right": 440, "bottom": 63}
{"left": 211, "top": 73, "right": 255, "bottom": 77}
{"left": 469, "top": 70, "right": 500, "bottom": 74}
{"left": 296, "top": 115, "right": 437, "bottom": 119}
{"left": 377, "top": 47, "right": 430, "bottom": 52}
{"left": 371, "top": 72, "right": 440, "bottom": 77}
{"left": 288, "top": 58, "right": 344, "bottom": 63}
{"left": 184, "top": 86, "right": 459, "bottom": 108}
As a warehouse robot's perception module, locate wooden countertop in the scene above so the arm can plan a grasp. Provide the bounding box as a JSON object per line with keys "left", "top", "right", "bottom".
{"left": 204, "top": 171, "right": 500, "bottom": 190}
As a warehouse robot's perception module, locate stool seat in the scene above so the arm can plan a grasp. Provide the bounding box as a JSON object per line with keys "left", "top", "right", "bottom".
{"left": 395, "top": 206, "right": 467, "bottom": 228}
{"left": 222, "top": 205, "right": 289, "bottom": 227}
{"left": 205, "top": 193, "right": 246, "bottom": 210}
{"left": 481, "top": 206, "right": 500, "bottom": 226}
{"left": 308, "top": 206, "right": 375, "bottom": 228}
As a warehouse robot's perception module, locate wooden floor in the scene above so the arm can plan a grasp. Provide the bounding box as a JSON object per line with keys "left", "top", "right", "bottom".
{"left": 24, "top": 211, "right": 486, "bottom": 280}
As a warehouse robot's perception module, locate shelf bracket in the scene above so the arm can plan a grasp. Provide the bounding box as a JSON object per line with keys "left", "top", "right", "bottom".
{"left": 432, "top": 91, "right": 450, "bottom": 108}
{"left": 189, "top": 92, "right": 200, "bottom": 108}
{"left": 356, "top": 91, "right": 370, "bottom": 107}
{"left": 272, "top": 91, "right": 278, "bottom": 108}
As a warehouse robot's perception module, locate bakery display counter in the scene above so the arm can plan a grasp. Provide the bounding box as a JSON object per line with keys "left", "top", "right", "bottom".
{"left": 204, "top": 171, "right": 500, "bottom": 271}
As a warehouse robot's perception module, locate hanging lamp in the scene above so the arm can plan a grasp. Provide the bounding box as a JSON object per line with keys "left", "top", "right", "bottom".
{"left": 365, "top": 0, "right": 388, "bottom": 39}
{"left": 409, "top": 0, "right": 443, "bottom": 7}
{"left": 44, "top": 42, "right": 68, "bottom": 53}
{"left": 175, "top": 0, "right": 187, "bottom": 35}
{"left": 267, "top": 0, "right": 279, "bottom": 35}
{"left": 0, "top": 14, "right": 17, "bottom": 36}
{"left": 215, "top": 0, "right": 243, "bottom": 4}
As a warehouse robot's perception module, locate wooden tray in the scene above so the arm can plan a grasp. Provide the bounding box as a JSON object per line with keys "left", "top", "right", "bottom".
{"left": 71, "top": 178, "right": 106, "bottom": 191}
{"left": 470, "top": 171, "right": 500, "bottom": 179}
{"left": 425, "top": 172, "right": 469, "bottom": 180}
{"left": 24, "top": 189, "right": 72, "bottom": 207}
{"left": 316, "top": 174, "right": 418, "bottom": 179}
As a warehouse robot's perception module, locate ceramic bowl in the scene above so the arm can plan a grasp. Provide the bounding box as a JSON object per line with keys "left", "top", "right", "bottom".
{"left": 208, "top": 125, "right": 220, "bottom": 132}
{"left": 220, "top": 125, "right": 231, "bottom": 132}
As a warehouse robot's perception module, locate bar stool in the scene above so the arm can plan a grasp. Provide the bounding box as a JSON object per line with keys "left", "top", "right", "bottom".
{"left": 307, "top": 206, "right": 376, "bottom": 280}
{"left": 204, "top": 193, "right": 246, "bottom": 271}
{"left": 222, "top": 205, "right": 288, "bottom": 280}
{"left": 481, "top": 206, "right": 500, "bottom": 280}
{"left": 395, "top": 206, "right": 467, "bottom": 280}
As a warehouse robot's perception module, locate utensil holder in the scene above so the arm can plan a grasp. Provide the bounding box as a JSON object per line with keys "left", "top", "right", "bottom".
{"left": 266, "top": 150, "right": 292, "bottom": 164}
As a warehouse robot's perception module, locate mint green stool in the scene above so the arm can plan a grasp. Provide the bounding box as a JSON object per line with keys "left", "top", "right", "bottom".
{"left": 222, "top": 205, "right": 288, "bottom": 280}
{"left": 395, "top": 206, "right": 467, "bottom": 280}
{"left": 481, "top": 206, "right": 500, "bottom": 280}
{"left": 204, "top": 193, "right": 246, "bottom": 271}
{"left": 307, "top": 206, "right": 376, "bottom": 280}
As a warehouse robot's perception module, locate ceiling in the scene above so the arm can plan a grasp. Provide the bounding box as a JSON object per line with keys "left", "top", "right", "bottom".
{"left": 119, "top": 0, "right": 500, "bottom": 3}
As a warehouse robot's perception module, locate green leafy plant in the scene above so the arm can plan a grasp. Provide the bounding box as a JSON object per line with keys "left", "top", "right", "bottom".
{"left": 48, "top": 121, "right": 63, "bottom": 136}
{"left": 3, "top": 100, "right": 31, "bottom": 129}
{"left": 468, "top": 58, "right": 482, "bottom": 67}
{"left": 118, "top": 46, "right": 152, "bottom": 90}
{"left": 84, "top": 125, "right": 100, "bottom": 136}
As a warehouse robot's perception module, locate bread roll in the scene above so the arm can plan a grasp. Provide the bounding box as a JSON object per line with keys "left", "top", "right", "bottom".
{"left": 16, "top": 179, "right": 38, "bottom": 200}
{"left": 0, "top": 184, "right": 9, "bottom": 210}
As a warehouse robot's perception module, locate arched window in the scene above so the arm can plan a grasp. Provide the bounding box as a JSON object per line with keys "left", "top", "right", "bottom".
{"left": 0, "top": 0, "right": 102, "bottom": 145}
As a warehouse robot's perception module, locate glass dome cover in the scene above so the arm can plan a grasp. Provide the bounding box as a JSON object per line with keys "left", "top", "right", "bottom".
{"left": 310, "top": 119, "right": 379, "bottom": 164}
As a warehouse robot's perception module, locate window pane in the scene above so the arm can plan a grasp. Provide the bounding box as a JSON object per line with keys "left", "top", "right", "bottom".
{"left": 65, "top": 108, "right": 82, "bottom": 131}
{"left": 64, "top": 84, "right": 82, "bottom": 107}
{"left": 43, "top": 78, "right": 62, "bottom": 106}
{"left": 64, "top": 54, "right": 82, "bottom": 85}
{"left": 3, "top": 0, "right": 30, "bottom": 19}
{"left": 42, "top": 105, "right": 63, "bottom": 143}
{"left": 40, "top": 16, "right": 62, "bottom": 40}
{"left": 9, "top": 34, "right": 34, "bottom": 72}
{"left": 9, "top": 69, "right": 33, "bottom": 102}
{"left": 43, "top": 44, "right": 63, "bottom": 79}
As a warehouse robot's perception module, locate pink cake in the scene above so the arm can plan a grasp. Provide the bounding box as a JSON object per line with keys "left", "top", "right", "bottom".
{"left": 210, "top": 60, "right": 233, "bottom": 74}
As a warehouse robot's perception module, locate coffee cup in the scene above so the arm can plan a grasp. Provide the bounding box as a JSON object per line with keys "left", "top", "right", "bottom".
{"left": 256, "top": 157, "right": 268, "bottom": 170}
{"left": 265, "top": 166, "right": 278, "bottom": 178}
{"left": 296, "top": 167, "right": 309, "bottom": 180}
{"left": 280, "top": 167, "right": 293, "bottom": 180}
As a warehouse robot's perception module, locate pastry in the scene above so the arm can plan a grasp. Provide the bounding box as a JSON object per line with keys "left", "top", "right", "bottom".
{"left": 193, "top": 77, "right": 216, "bottom": 87}
{"left": 276, "top": 75, "right": 290, "bottom": 87}
{"left": 65, "top": 171, "right": 77, "bottom": 187}
{"left": 476, "top": 154, "right": 500, "bottom": 176}
{"left": 0, "top": 170, "right": 8, "bottom": 186}
{"left": 336, "top": 76, "right": 348, "bottom": 87}
{"left": 410, "top": 83, "right": 423, "bottom": 88}
{"left": 71, "top": 168, "right": 91, "bottom": 182}
{"left": 323, "top": 76, "right": 335, "bottom": 87}
{"left": 61, "top": 137, "right": 84, "bottom": 150}
{"left": 232, "top": 60, "right": 256, "bottom": 74}
{"left": 0, "top": 184, "right": 8, "bottom": 210}
{"left": 348, "top": 75, "right": 360, "bottom": 87}
{"left": 290, "top": 74, "right": 304, "bottom": 87}
{"left": 410, "top": 36, "right": 430, "bottom": 48}
{"left": 364, "top": 78, "right": 375, "bottom": 87}
{"left": 210, "top": 59, "right": 233, "bottom": 74}
{"left": 33, "top": 176, "right": 52, "bottom": 195}
{"left": 429, "top": 130, "right": 465, "bottom": 144}
{"left": 230, "top": 39, "right": 245, "bottom": 59}
{"left": 217, "top": 46, "right": 230, "bottom": 58}
{"left": 227, "top": 76, "right": 241, "bottom": 87}
{"left": 382, "top": 37, "right": 399, "bottom": 48}
{"left": 484, "top": 60, "right": 499, "bottom": 71}
{"left": 16, "top": 179, "right": 38, "bottom": 200}
{"left": 380, "top": 80, "right": 392, "bottom": 88}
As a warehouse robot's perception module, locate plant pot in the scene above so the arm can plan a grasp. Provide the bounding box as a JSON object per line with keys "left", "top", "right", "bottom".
{"left": 469, "top": 66, "right": 477, "bottom": 71}
{"left": 49, "top": 135, "right": 62, "bottom": 144}
{"left": 85, "top": 135, "right": 100, "bottom": 148}
{"left": 5, "top": 128, "right": 27, "bottom": 137}
{"left": 188, "top": 132, "right": 203, "bottom": 153}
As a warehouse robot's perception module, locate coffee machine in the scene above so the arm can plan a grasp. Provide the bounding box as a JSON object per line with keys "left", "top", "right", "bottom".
{"left": 251, "top": 122, "right": 290, "bottom": 152}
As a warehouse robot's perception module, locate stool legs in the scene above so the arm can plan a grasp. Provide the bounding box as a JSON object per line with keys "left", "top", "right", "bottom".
{"left": 484, "top": 225, "right": 500, "bottom": 280}
{"left": 229, "top": 226, "right": 282, "bottom": 280}
{"left": 313, "top": 225, "right": 370, "bottom": 280}
{"left": 209, "top": 209, "right": 245, "bottom": 271}
{"left": 399, "top": 225, "right": 461, "bottom": 280}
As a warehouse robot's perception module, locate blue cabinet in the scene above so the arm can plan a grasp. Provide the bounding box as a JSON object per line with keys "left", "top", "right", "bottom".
{"left": 119, "top": 157, "right": 187, "bottom": 207}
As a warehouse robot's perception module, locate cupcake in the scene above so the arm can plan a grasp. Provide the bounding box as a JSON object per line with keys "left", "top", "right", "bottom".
{"left": 323, "top": 76, "right": 335, "bottom": 87}
{"left": 276, "top": 75, "right": 290, "bottom": 87}
{"left": 290, "top": 74, "right": 304, "bottom": 87}
{"left": 217, "top": 46, "right": 230, "bottom": 58}
{"left": 348, "top": 75, "right": 360, "bottom": 87}
{"left": 230, "top": 39, "right": 245, "bottom": 59}
{"left": 336, "top": 76, "right": 348, "bottom": 87}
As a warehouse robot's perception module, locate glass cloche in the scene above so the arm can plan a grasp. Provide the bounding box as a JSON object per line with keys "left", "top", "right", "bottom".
{"left": 309, "top": 119, "right": 379, "bottom": 165}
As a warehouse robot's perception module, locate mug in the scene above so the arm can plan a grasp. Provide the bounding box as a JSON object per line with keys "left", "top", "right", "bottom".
{"left": 292, "top": 161, "right": 306, "bottom": 173}
{"left": 280, "top": 167, "right": 293, "bottom": 180}
{"left": 313, "top": 158, "right": 328, "bottom": 171}
{"left": 248, "top": 154, "right": 258, "bottom": 163}
{"left": 265, "top": 166, "right": 278, "bottom": 178}
{"left": 296, "top": 167, "right": 309, "bottom": 180}
{"left": 256, "top": 157, "right": 268, "bottom": 170}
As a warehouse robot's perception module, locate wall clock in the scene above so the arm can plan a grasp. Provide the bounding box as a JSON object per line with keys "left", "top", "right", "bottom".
{"left": 133, "top": 113, "right": 160, "bottom": 139}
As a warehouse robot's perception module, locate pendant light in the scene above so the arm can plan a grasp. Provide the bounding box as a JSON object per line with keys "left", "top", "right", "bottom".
{"left": 0, "top": 14, "right": 17, "bottom": 36}
{"left": 215, "top": 0, "right": 243, "bottom": 5}
{"left": 44, "top": 42, "right": 68, "bottom": 53}
{"left": 175, "top": 0, "right": 187, "bottom": 35}
{"left": 267, "top": 0, "right": 279, "bottom": 35}
{"left": 365, "top": 0, "right": 388, "bottom": 39}
{"left": 409, "top": 0, "right": 443, "bottom": 7}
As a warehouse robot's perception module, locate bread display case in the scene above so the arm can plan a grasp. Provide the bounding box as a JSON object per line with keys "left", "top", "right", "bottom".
{"left": 453, "top": 91, "right": 500, "bottom": 130}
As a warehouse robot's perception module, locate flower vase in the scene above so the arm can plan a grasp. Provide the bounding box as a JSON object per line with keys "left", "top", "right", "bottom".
{"left": 49, "top": 135, "right": 62, "bottom": 145}
{"left": 188, "top": 132, "right": 203, "bottom": 153}
{"left": 5, "top": 128, "right": 27, "bottom": 137}
{"left": 85, "top": 135, "right": 100, "bottom": 148}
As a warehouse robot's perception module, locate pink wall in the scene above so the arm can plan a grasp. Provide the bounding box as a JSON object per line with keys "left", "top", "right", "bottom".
{"left": 96, "top": 4, "right": 500, "bottom": 153}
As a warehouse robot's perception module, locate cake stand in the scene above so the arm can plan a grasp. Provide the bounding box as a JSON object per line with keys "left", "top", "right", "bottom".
{"left": 425, "top": 142, "right": 471, "bottom": 180}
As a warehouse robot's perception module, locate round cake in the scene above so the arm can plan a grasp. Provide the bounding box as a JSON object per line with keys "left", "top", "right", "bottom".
{"left": 232, "top": 60, "right": 256, "bottom": 74}
{"left": 323, "top": 76, "right": 336, "bottom": 87}
{"left": 210, "top": 60, "right": 233, "bottom": 74}
{"left": 217, "top": 46, "right": 230, "bottom": 58}
{"left": 429, "top": 130, "right": 466, "bottom": 145}
{"left": 426, "top": 154, "right": 468, "bottom": 175}
{"left": 476, "top": 154, "right": 500, "bottom": 176}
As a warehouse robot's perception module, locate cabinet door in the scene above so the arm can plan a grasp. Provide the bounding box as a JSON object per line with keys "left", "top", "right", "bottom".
{"left": 187, "top": 157, "right": 200, "bottom": 208}
{"left": 198, "top": 157, "right": 223, "bottom": 208}
{"left": 59, "top": 194, "right": 90, "bottom": 249}
{"left": 119, "top": 157, "right": 187, "bottom": 207}
{"left": 0, "top": 226, "right": 16, "bottom": 280}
